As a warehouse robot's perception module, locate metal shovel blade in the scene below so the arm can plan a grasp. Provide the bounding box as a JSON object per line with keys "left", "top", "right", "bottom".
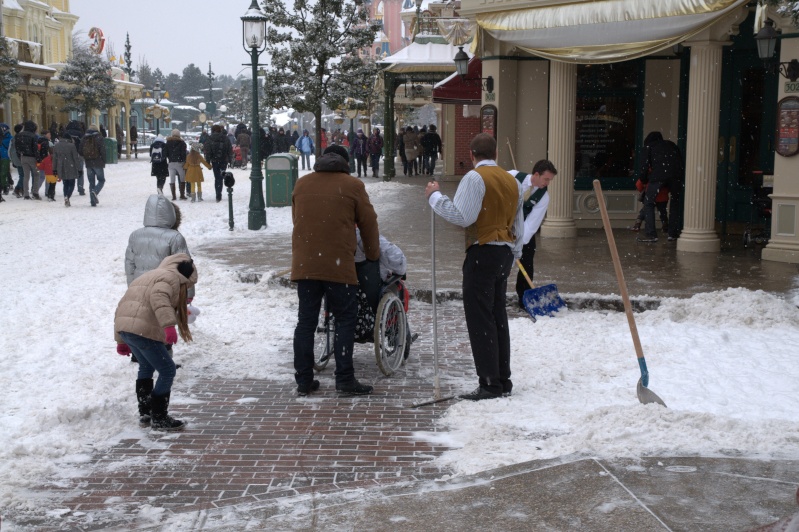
{"left": 522, "top": 284, "right": 566, "bottom": 318}
{"left": 637, "top": 378, "right": 667, "bottom": 407}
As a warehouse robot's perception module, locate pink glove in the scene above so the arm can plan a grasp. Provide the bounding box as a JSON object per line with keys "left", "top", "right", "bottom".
{"left": 186, "top": 298, "right": 193, "bottom": 304}
{"left": 164, "top": 326, "right": 178, "bottom": 345}
{"left": 117, "top": 343, "right": 131, "bottom": 356}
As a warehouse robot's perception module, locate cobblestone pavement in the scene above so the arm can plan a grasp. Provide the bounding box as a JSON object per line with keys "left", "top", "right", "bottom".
{"left": 24, "top": 301, "right": 476, "bottom": 530}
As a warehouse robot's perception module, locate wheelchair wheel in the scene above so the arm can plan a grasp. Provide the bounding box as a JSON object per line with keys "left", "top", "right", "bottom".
{"left": 374, "top": 291, "right": 407, "bottom": 376}
{"left": 315, "top": 295, "right": 334, "bottom": 371}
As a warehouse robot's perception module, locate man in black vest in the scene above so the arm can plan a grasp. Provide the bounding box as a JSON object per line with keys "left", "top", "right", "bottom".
{"left": 508, "top": 159, "right": 557, "bottom": 309}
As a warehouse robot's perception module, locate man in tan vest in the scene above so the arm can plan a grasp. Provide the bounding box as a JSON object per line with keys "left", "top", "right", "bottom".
{"left": 425, "top": 133, "right": 524, "bottom": 400}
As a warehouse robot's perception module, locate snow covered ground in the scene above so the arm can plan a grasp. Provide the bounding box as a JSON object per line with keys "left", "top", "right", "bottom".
{"left": 1, "top": 158, "right": 799, "bottom": 522}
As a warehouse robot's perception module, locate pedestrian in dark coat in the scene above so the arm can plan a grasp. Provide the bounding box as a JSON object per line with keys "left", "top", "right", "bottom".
{"left": 349, "top": 128, "right": 368, "bottom": 177}
{"left": 291, "top": 145, "right": 380, "bottom": 397}
{"left": 52, "top": 133, "right": 82, "bottom": 206}
{"left": 638, "top": 131, "right": 683, "bottom": 242}
{"left": 165, "top": 129, "right": 188, "bottom": 200}
{"left": 80, "top": 124, "right": 106, "bottom": 206}
{"left": 150, "top": 135, "right": 169, "bottom": 193}
{"left": 367, "top": 128, "right": 383, "bottom": 178}
{"left": 14, "top": 120, "right": 39, "bottom": 199}
{"left": 203, "top": 124, "right": 233, "bottom": 202}
{"left": 64, "top": 120, "right": 86, "bottom": 195}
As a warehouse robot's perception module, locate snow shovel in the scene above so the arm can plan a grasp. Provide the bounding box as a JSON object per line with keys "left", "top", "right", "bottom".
{"left": 517, "top": 260, "right": 566, "bottom": 318}
{"left": 592, "top": 179, "right": 667, "bottom": 407}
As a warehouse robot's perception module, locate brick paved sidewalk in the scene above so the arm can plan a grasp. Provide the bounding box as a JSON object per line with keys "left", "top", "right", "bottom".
{"left": 23, "top": 301, "right": 475, "bottom": 530}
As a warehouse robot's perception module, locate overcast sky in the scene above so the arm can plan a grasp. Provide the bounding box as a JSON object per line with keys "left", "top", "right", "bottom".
{"left": 69, "top": 0, "right": 256, "bottom": 79}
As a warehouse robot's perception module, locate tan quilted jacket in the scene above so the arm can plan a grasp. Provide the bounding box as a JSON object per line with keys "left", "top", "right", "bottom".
{"left": 114, "top": 253, "right": 198, "bottom": 343}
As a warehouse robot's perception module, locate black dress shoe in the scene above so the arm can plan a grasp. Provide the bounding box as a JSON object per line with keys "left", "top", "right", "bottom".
{"left": 336, "top": 380, "right": 373, "bottom": 395}
{"left": 459, "top": 387, "right": 501, "bottom": 401}
{"left": 636, "top": 236, "right": 658, "bottom": 243}
{"left": 297, "top": 379, "right": 320, "bottom": 396}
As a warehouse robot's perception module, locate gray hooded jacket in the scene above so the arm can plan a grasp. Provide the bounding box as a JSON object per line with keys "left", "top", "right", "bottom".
{"left": 125, "top": 194, "right": 193, "bottom": 296}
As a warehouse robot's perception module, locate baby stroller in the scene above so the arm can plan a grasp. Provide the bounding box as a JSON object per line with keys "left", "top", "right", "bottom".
{"left": 743, "top": 172, "right": 772, "bottom": 247}
{"left": 231, "top": 145, "right": 243, "bottom": 169}
{"left": 314, "top": 262, "right": 416, "bottom": 377}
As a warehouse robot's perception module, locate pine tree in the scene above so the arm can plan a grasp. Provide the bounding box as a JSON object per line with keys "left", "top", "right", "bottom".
{"left": 262, "top": 0, "right": 381, "bottom": 155}
{"left": 52, "top": 47, "right": 117, "bottom": 122}
{"left": 0, "top": 36, "right": 21, "bottom": 104}
{"left": 137, "top": 60, "right": 155, "bottom": 89}
{"left": 123, "top": 33, "right": 135, "bottom": 79}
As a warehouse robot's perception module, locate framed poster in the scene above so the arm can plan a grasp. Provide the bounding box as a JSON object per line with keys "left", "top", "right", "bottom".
{"left": 776, "top": 96, "right": 799, "bottom": 157}
{"left": 481, "top": 105, "right": 497, "bottom": 139}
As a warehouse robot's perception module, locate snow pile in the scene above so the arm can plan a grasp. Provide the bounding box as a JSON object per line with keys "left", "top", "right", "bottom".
{"left": 434, "top": 289, "right": 799, "bottom": 475}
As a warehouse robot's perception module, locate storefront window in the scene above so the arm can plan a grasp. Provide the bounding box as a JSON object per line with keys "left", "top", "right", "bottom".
{"left": 575, "top": 62, "right": 642, "bottom": 189}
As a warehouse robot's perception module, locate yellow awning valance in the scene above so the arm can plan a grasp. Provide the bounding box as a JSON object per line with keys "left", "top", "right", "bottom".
{"left": 475, "top": 0, "right": 748, "bottom": 63}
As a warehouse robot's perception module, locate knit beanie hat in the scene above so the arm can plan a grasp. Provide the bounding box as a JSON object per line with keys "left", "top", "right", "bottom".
{"left": 171, "top": 129, "right": 181, "bottom": 138}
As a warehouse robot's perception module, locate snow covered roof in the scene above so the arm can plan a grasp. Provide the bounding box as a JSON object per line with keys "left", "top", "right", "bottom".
{"left": 379, "top": 41, "right": 466, "bottom": 73}
{"left": 173, "top": 105, "right": 201, "bottom": 112}
{"left": 17, "top": 62, "right": 56, "bottom": 73}
{"left": 3, "top": 0, "right": 23, "bottom": 10}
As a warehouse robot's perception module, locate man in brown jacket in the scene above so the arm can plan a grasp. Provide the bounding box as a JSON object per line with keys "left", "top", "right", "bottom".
{"left": 291, "top": 145, "right": 380, "bottom": 396}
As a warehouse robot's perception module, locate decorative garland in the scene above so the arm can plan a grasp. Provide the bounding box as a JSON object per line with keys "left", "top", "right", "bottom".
{"left": 88, "top": 27, "right": 105, "bottom": 55}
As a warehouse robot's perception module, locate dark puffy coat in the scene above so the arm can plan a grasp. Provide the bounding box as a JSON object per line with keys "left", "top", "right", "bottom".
{"left": 150, "top": 139, "right": 169, "bottom": 178}
{"left": 291, "top": 152, "right": 380, "bottom": 285}
{"left": 14, "top": 120, "right": 38, "bottom": 158}
{"left": 80, "top": 129, "right": 105, "bottom": 168}
{"left": 643, "top": 132, "right": 684, "bottom": 184}
{"left": 64, "top": 120, "right": 85, "bottom": 162}
{"left": 165, "top": 137, "right": 187, "bottom": 163}
{"left": 204, "top": 132, "right": 233, "bottom": 164}
{"left": 52, "top": 136, "right": 82, "bottom": 181}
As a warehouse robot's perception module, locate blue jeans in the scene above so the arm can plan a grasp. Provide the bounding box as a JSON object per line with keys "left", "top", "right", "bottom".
{"left": 424, "top": 152, "right": 438, "bottom": 175}
{"left": 86, "top": 166, "right": 105, "bottom": 195}
{"left": 212, "top": 161, "right": 227, "bottom": 199}
{"left": 119, "top": 332, "right": 176, "bottom": 396}
{"left": 370, "top": 153, "right": 381, "bottom": 175}
{"left": 300, "top": 152, "right": 311, "bottom": 170}
{"left": 293, "top": 280, "right": 357, "bottom": 387}
{"left": 62, "top": 179, "right": 75, "bottom": 199}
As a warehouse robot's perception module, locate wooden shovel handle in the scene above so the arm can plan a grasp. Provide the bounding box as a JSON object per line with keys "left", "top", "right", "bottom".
{"left": 516, "top": 259, "right": 535, "bottom": 289}
{"left": 506, "top": 137, "right": 518, "bottom": 169}
{"left": 592, "top": 180, "right": 646, "bottom": 361}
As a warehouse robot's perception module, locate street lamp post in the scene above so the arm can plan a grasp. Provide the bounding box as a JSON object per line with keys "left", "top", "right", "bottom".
{"left": 242, "top": 0, "right": 268, "bottom": 230}
{"left": 153, "top": 81, "right": 162, "bottom": 135}
{"left": 198, "top": 102, "right": 207, "bottom": 133}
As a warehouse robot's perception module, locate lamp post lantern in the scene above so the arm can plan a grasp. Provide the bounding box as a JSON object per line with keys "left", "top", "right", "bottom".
{"left": 198, "top": 102, "right": 207, "bottom": 133}
{"left": 242, "top": 0, "right": 268, "bottom": 230}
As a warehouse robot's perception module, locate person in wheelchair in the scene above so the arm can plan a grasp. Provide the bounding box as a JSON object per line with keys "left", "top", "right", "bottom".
{"left": 353, "top": 228, "right": 407, "bottom": 345}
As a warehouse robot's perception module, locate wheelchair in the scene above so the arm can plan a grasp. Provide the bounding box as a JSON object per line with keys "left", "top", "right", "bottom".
{"left": 314, "top": 265, "right": 414, "bottom": 377}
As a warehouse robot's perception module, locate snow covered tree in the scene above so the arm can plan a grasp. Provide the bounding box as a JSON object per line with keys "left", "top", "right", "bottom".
{"left": 123, "top": 33, "right": 135, "bottom": 79}
{"left": 52, "top": 47, "right": 117, "bottom": 123}
{"left": 767, "top": 1, "right": 799, "bottom": 26}
{"left": 261, "top": 0, "right": 381, "bottom": 155}
{"left": 137, "top": 60, "right": 156, "bottom": 90}
{"left": 0, "top": 36, "right": 21, "bottom": 104}
{"left": 177, "top": 64, "right": 206, "bottom": 102}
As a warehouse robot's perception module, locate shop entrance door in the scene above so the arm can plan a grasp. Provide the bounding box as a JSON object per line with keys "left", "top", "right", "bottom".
{"left": 716, "top": 47, "right": 776, "bottom": 230}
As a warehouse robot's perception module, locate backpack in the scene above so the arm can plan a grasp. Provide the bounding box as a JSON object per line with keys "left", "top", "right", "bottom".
{"left": 82, "top": 136, "right": 100, "bottom": 160}
{"left": 151, "top": 143, "right": 164, "bottom": 163}
{"left": 210, "top": 138, "right": 226, "bottom": 161}
{"left": 36, "top": 137, "right": 50, "bottom": 163}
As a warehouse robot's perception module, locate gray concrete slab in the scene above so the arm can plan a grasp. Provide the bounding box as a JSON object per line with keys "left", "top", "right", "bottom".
{"left": 158, "top": 457, "right": 799, "bottom": 531}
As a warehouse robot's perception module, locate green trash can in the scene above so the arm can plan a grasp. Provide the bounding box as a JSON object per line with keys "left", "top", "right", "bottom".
{"left": 265, "top": 153, "right": 298, "bottom": 207}
{"left": 104, "top": 138, "right": 118, "bottom": 164}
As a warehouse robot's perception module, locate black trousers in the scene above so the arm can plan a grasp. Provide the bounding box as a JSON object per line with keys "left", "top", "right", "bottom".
{"left": 293, "top": 280, "right": 358, "bottom": 387}
{"left": 515, "top": 236, "right": 536, "bottom": 305}
{"left": 212, "top": 161, "right": 228, "bottom": 200}
{"left": 462, "top": 244, "right": 515, "bottom": 395}
{"left": 643, "top": 178, "right": 681, "bottom": 239}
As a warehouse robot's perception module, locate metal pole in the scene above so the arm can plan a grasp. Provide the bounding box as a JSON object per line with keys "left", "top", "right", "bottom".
{"left": 431, "top": 203, "right": 440, "bottom": 400}
{"left": 228, "top": 185, "right": 235, "bottom": 231}
{"left": 247, "top": 46, "right": 266, "bottom": 229}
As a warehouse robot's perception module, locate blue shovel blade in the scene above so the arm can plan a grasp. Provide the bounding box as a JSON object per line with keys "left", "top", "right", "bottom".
{"left": 522, "top": 284, "right": 566, "bottom": 317}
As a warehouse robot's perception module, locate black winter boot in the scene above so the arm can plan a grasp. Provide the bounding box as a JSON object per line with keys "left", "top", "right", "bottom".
{"left": 135, "top": 378, "right": 154, "bottom": 427}
{"left": 150, "top": 392, "right": 186, "bottom": 431}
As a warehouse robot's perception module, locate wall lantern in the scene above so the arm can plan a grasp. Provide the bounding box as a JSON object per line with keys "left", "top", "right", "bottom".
{"left": 755, "top": 19, "right": 799, "bottom": 82}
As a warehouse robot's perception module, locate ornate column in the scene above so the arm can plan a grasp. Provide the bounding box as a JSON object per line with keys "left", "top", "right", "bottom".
{"left": 677, "top": 40, "right": 724, "bottom": 253}
{"left": 541, "top": 60, "right": 577, "bottom": 238}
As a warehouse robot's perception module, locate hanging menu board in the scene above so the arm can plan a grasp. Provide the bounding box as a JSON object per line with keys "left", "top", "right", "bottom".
{"left": 481, "top": 105, "right": 497, "bottom": 139}
{"left": 777, "top": 96, "right": 799, "bottom": 157}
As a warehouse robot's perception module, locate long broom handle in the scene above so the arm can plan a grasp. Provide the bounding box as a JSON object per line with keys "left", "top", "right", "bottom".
{"left": 506, "top": 137, "right": 518, "bottom": 169}
{"left": 592, "top": 180, "right": 646, "bottom": 362}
